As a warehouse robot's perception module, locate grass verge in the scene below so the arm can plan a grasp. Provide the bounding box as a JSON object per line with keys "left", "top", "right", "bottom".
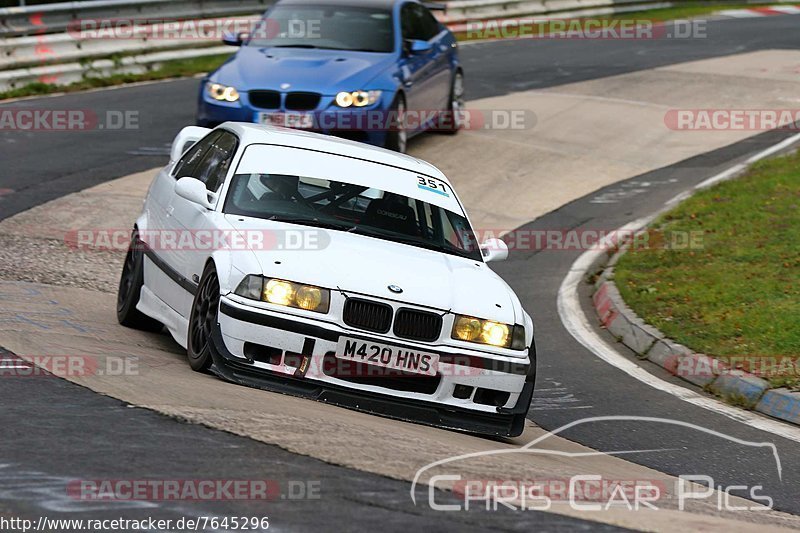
{"left": 614, "top": 149, "right": 800, "bottom": 390}
{"left": 0, "top": 53, "right": 231, "bottom": 101}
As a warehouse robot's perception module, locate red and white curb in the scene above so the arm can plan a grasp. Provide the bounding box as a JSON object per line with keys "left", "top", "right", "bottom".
{"left": 717, "top": 4, "right": 800, "bottom": 18}
{"left": 557, "top": 131, "right": 800, "bottom": 443}
{"left": 593, "top": 267, "right": 800, "bottom": 426}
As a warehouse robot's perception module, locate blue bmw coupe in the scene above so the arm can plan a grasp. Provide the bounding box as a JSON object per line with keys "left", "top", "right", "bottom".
{"left": 196, "top": 0, "right": 464, "bottom": 152}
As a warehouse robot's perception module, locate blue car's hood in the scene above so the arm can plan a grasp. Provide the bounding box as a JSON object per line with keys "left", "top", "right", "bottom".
{"left": 213, "top": 46, "right": 397, "bottom": 94}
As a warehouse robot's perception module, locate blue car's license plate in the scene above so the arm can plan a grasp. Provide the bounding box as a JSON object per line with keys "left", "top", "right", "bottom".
{"left": 257, "top": 112, "right": 314, "bottom": 129}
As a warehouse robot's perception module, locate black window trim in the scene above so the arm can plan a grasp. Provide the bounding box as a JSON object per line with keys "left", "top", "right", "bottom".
{"left": 172, "top": 130, "right": 222, "bottom": 178}
{"left": 200, "top": 129, "right": 241, "bottom": 192}
{"left": 171, "top": 129, "right": 241, "bottom": 193}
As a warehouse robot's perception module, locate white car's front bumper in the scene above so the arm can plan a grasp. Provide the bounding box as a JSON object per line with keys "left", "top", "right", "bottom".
{"left": 211, "top": 296, "right": 535, "bottom": 436}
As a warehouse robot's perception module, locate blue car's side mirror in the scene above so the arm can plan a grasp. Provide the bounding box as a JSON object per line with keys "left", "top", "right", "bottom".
{"left": 407, "top": 39, "right": 433, "bottom": 54}
{"left": 222, "top": 32, "right": 248, "bottom": 47}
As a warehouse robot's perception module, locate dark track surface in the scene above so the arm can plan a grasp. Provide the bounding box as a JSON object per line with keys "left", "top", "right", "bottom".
{"left": 0, "top": 350, "right": 622, "bottom": 531}
{"left": 1, "top": 14, "right": 799, "bottom": 529}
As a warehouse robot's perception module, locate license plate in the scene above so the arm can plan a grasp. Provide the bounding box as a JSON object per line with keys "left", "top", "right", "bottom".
{"left": 257, "top": 112, "right": 314, "bottom": 129}
{"left": 335, "top": 337, "right": 439, "bottom": 377}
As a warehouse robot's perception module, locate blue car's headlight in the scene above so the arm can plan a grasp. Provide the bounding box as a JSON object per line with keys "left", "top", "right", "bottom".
{"left": 207, "top": 82, "right": 240, "bottom": 103}
{"left": 335, "top": 90, "right": 382, "bottom": 108}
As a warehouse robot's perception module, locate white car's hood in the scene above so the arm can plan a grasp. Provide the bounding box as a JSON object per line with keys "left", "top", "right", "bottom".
{"left": 227, "top": 216, "right": 518, "bottom": 324}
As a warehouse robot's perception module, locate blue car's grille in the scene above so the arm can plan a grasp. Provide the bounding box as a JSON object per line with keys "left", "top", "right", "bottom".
{"left": 286, "top": 92, "right": 321, "bottom": 111}
{"left": 249, "top": 90, "right": 281, "bottom": 109}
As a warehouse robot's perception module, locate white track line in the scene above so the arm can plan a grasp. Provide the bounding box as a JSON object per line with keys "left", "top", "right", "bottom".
{"left": 717, "top": 9, "right": 766, "bottom": 17}
{"left": 557, "top": 131, "right": 800, "bottom": 444}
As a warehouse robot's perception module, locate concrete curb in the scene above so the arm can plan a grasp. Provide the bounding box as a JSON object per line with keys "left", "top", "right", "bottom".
{"left": 592, "top": 248, "right": 800, "bottom": 426}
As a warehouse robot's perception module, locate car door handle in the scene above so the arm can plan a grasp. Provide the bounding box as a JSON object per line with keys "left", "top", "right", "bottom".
{"left": 166, "top": 205, "right": 174, "bottom": 217}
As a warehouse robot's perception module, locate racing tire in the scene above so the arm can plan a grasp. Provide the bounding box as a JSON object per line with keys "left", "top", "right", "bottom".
{"left": 117, "top": 229, "right": 163, "bottom": 332}
{"left": 385, "top": 95, "right": 408, "bottom": 154}
{"left": 187, "top": 263, "right": 220, "bottom": 372}
{"left": 438, "top": 70, "right": 464, "bottom": 135}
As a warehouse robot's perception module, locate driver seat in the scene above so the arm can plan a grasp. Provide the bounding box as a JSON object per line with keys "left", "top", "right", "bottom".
{"left": 361, "top": 195, "right": 418, "bottom": 236}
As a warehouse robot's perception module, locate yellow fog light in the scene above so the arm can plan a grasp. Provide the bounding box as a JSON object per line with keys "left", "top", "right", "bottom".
{"left": 453, "top": 316, "right": 482, "bottom": 342}
{"left": 264, "top": 279, "right": 295, "bottom": 306}
{"left": 452, "top": 315, "right": 517, "bottom": 349}
{"left": 234, "top": 276, "right": 331, "bottom": 313}
{"left": 296, "top": 285, "right": 322, "bottom": 311}
{"left": 481, "top": 321, "right": 510, "bottom": 347}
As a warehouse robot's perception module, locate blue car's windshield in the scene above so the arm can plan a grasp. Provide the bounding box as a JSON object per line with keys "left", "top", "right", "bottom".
{"left": 248, "top": 5, "right": 395, "bottom": 53}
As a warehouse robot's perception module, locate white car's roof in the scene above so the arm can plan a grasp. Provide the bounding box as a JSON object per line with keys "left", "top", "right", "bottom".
{"left": 221, "top": 122, "right": 451, "bottom": 184}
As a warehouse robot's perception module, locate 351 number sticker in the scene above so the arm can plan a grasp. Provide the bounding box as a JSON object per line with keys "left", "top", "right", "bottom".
{"left": 417, "top": 177, "right": 450, "bottom": 197}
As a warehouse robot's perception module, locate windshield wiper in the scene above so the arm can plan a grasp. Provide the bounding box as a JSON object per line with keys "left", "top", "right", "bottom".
{"left": 270, "top": 44, "right": 321, "bottom": 49}
{"left": 267, "top": 215, "right": 356, "bottom": 232}
{"left": 352, "top": 229, "right": 476, "bottom": 260}
{"left": 396, "top": 237, "right": 475, "bottom": 259}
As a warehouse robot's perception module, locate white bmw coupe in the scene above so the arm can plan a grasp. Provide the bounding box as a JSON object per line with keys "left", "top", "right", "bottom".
{"left": 117, "top": 123, "right": 535, "bottom": 436}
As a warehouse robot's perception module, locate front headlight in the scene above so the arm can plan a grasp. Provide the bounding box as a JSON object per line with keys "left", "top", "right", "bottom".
{"left": 207, "top": 82, "right": 240, "bottom": 103}
{"left": 451, "top": 315, "right": 527, "bottom": 350}
{"left": 234, "top": 275, "right": 330, "bottom": 313}
{"left": 335, "top": 90, "right": 382, "bottom": 108}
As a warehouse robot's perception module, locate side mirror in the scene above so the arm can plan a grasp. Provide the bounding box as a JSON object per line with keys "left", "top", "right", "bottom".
{"left": 175, "top": 177, "right": 216, "bottom": 210}
{"left": 481, "top": 238, "right": 509, "bottom": 263}
{"left": 222, "top": 31, "right": 248, "bottom": 46}
{"left": 170, "top": 126, "right": 211, "bottom": 162}
{"left": 407, "top": 39, "right": 433, "bottom": 54}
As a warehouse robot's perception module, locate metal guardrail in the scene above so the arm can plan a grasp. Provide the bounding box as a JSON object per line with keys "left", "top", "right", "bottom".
{"left": 0, "top": 0, "right": 271, "bottom": 37}
{"left": 0, "top": 15, "right": 254, "bottom": 70}
{"left": 444, "top": 0, "right": 673, "bottom": 31}
{"left": 0, "top": 0, "right": 749, "bottom": 92}
{"left": 444, "top": 0, "right": 649, "bottom": 21}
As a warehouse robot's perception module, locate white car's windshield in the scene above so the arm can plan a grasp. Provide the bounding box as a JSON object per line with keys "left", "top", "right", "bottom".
{"left": 223, "top": 173, "right": 482, "bottom": 261}
{"left": 247, "top": 5, "right": 395, "bottom": 53}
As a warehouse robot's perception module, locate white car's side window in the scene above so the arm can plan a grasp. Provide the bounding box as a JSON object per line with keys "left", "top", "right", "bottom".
{"left": 173, "top": 131, "right": 222, "bottom": 179}
{"left": 172, "top": 130, "right": 239, "bottom": 193}
{"left": 196, "top": 131, "right": 239, "bottom": 192}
